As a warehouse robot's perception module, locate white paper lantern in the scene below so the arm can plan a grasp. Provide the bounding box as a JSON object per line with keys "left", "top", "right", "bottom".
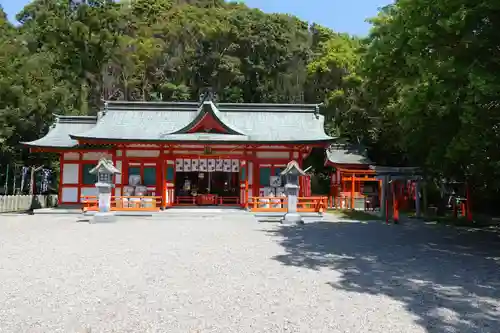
{"left": 184, "top": 158, "right": 191, "bottom": 171}
{"left": 192, "top": 159, "right": 199, "bottom": 171}
{"left": 231, "top": 159, "right": 239, "bottom": 172}
{"left": 175, "top": 159, "right": 183, "bottom": 171}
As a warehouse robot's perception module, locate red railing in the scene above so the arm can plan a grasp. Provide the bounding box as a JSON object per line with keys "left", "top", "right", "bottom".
{"left": 249, "top": 196, "right": 327, "bottom": 213}
{"left": 219, "top": 196, "right": 240, "bottom": 206}
{"left": 175, "top": 196, "right": 197, "bottom": 205}
{"left": 174, "top": 195, "right": 240, "bottom": 206}
{"left": 327, "top": 195, "right": 377, "bottom": 211}
{"left": 81, "top": 196, "right": 162, "bottom": 212}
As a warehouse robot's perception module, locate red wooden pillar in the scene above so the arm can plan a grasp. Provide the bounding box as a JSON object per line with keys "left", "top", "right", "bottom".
{"left": 466, "top": 182, "right": 472, "bottom": 222}
{"left": 392, "top": 181, "right": 399, "bottom": 224}
{"left": 160, "top": 150, "right": 166, "bottom": 209}
{"left": 350, "top": 175, "right": 355, "bottom": 210}
{"left": 111, "top": 148, "right": 117, "bottom": 198}
{"left": 252, "top": 151, "right": 259, "bottom": 198}
{"left": 58, "top": 154, "right": 63, "bottom": 204}
{"left": 297, "top": 148, "right": 304, "bottom": 197}
{"left": 77, "top": 152, "right": 83, "bottom": 204}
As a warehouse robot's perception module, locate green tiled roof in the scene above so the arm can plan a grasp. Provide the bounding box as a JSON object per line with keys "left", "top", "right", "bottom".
{"left": 22, "top": 115, "right": 97, "bottom": 148}
{"left": 24, "top": 100, "right": 335, "bottom": 147}
{"left": 326, "top": 143, "right": 372, "bottom": 165}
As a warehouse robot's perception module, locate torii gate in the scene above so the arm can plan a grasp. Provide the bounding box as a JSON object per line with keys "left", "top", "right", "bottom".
{"left": 370, "top": 166, "right": 422, "bottom": 224}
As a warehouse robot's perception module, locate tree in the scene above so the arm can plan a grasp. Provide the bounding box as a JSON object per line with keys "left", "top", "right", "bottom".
{"left": 363, "top": 0, "right": 500, "bottom": 211}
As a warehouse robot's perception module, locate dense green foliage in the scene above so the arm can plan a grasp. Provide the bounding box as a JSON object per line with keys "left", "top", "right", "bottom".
{"left": 1, "top": 0, "right": 499, "bottom": 212}
{"left": 362, "top": 0, "right": 500, "bottom": 212}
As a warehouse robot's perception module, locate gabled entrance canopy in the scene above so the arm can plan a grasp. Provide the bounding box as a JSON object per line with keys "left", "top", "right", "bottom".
{"left": 171, "top": 99, "right": 245, "bottom": 135}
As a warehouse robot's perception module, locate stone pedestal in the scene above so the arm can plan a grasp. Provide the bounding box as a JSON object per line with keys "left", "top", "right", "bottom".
{"left": 280, "top": 161, "right": 306, "bottom": 225}
{"left": 282, "top": 212, "right": 304, "bottom": 225}
{"left": 92, "top": 182, "right": 116, "bottom": 223}
{"left": 92, "top": 211, "right": 116, "bottom": 223}
{"left": 282, "top": 184, "right": 303, "bottom": 225}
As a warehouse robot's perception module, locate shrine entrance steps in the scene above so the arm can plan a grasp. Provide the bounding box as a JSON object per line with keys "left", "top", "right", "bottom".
{"left": 162, "top": 207, "right": 246, "bottom": 214}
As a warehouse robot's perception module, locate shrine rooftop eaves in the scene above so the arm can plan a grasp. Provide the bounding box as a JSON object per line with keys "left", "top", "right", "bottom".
{"left": 22, "top": 100, "right": 335, "bottom": 148}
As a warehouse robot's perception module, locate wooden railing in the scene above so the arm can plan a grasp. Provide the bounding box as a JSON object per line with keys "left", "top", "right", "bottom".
{"left": 175, "top": 196, "right": 197, "bottom": 205}
{"left": 328, "top": 195, "right": 377, "bottom": 211}
{"left": 174, "top": 195, "right": 240, "bottom": 206}
{"left": 219, "top": 196, "right": 240, "bottom": 206}
{"left": 249, "top": 196, "right": 327, "bottom": 213}
{"left": 81, "top": 196, "right": 162, "bottom": 212}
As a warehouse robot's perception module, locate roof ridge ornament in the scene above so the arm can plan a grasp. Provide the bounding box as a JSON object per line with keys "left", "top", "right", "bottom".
{"left": 103, "top": 101, "right": 109, "bottom": 116}
{"left": 199, "top": 87, "right": 217, "bottom": 105}
{"left": 314, "top": 103, "right": 322, "bottom": 119}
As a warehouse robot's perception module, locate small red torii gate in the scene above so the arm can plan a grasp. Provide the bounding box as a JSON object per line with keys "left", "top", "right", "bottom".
{"left": 371, "top": 166, "right": 422, "bottom": 224}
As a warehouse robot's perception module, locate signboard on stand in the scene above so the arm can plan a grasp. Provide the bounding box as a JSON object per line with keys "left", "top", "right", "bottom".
{"left": 269, "top": 176, "right": 282, "bottom": 196}
{"left": 270, "top": 176, "right": 281, "bottom": 187}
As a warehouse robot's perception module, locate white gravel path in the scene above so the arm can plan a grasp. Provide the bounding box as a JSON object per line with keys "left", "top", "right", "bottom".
{"left": 0, "top": 211, "right": 499, "bottom": 333}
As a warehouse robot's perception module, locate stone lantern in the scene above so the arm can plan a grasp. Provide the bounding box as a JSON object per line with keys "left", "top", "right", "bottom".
{"left": 280, "top": 160, "right": 307, "bottom": 225}
{"left": 88, "top": 158, "right": 121, "bottom": 223}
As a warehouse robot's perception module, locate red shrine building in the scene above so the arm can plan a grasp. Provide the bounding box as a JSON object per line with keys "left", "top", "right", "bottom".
{"left": 23, "top": 93, "right": 334, "bottom": 208}
{"left": 325, "top": 143, "right": 378, "bottom": 210}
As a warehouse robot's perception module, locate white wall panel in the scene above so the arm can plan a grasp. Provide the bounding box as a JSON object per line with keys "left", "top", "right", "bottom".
{"left": 63, "top": 152, "right": 80, "bottom": 160}
{"left": 82, "top": 152, "right": 111, "bottom": 160}
{"left": 115, "top": 161, "right": 122, "bottom": 184}
{"left": 62, "top": 164, "right": 79, "bottom": 184}
{"left": 256, "top": 151, "right": 289, "bottom": 159}
{"left": 125, "top": 150, "right": 159, "bottom": 157}
{"left": 61, "top": 187, "right": 78, "bottom": 203}
{"left": 126, "top": 144, "right": 159, "bottom": 148}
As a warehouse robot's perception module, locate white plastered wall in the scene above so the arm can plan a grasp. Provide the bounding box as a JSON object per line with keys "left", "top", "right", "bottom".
{"left": 82, "top": 152, "right": 112, "bottom": 160}
{"left": 115, "top": 161, "right": 122, "bottom": 184}
{"left": 62, "top": 164, "right": 79, "bottom": 184}
{"left": 256, "top": 151, "right": 289, "bottom": 159}
{"left": 63, "top": 152, "right": 80, "bottom": 160}
{"left": 126, "top": 150, "right": 160, "bottom": 157}
{"left": 61, "top": 188, "right": 78, "bottom": 203}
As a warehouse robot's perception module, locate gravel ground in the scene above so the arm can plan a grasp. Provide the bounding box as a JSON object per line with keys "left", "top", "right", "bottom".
{"left": 0, "top": 211, "right": 499, "bottom": 333}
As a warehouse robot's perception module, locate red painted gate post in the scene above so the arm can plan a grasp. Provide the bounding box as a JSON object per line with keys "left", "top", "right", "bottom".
{"left": 392, "top": 181, "right": 399, "bottom": 224}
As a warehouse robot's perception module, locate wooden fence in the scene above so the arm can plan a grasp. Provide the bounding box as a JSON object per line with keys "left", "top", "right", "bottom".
{"left": 0, "top": 195, "right": 58, "bottom": 213}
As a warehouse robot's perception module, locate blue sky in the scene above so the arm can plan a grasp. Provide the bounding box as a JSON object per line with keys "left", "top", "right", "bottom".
{"left": 1, "top": 0, "right": 391, "bottom": 36}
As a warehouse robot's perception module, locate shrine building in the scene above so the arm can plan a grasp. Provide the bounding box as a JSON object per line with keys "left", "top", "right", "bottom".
{"left": 23, "top": 92, "right": 334, "bottom": 208}
{"left": 325, "top": 143, "right": 378, "bottom": 210}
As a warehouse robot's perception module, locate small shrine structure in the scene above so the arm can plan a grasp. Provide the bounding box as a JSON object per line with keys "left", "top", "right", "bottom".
{"left": 325, "top": 143, "right": 377, "bottom": 210}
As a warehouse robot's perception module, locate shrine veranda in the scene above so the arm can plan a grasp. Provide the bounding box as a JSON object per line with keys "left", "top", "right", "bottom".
{"left": 23, "top": 96, "right": 334, "bottom": 208}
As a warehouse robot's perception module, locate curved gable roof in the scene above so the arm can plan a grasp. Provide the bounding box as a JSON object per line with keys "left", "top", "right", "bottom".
{"left": 326, "top": 143, "right": 372, "bottom": 166}
{"left": 21, "top": 115, "right": 97, "bottom": 148}
{"left": 24, "top": 100, "right": 335, "bottom": 147}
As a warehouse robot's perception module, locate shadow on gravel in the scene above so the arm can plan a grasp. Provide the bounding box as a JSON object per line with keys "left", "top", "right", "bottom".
{"left": 267, "top": 220, "right": 500, "bottom": 333}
